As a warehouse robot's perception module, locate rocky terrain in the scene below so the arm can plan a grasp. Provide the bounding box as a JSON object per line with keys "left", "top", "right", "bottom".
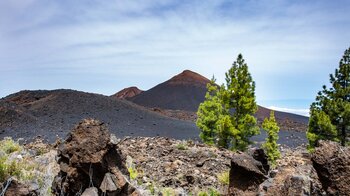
{"left": 0, "top": 89, "right": 198, "bottom": 142}
{"left": 0, "top": 119, "right": 348, "bottom": 196}
{"left": 118, "top": 70, "right": 309, "bottom": 131}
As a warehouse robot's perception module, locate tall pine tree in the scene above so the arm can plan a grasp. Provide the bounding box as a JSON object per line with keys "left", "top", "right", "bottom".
{"left": 224, "top": 54, "right": 260, "bottom": 150}
{"left": 307, "top": 47, "right": 350, "bottom": 148}
{"left": 196, "top": 54, "right": 259, "bottom": 151}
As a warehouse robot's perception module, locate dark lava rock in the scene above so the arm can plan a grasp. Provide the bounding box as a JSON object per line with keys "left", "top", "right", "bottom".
{"left": 51, "top": 119, "right": 139, "bottom": 195}
{"left": 250, "top": 148, "right": 270, "bottom": 174}
{"left": 281, "top": 175, "right": 310, "bottom": 196}
{"left": 2, "top": 179, "right": 36, "bottom": 196}
{"left": 228, "top": 152, "right": 268, "bottom": 195}
{"left": 311, "top": 140, "right": 350, "bottom": 196}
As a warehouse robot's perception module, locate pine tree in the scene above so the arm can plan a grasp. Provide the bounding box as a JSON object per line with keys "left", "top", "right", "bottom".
{"left": 262, "top": 111, "right": 280, "bottom": 167}
{"left": 196, "top": 54, "right": 259, "bottom": 151}
{"left": 196, "top": 77, "right": 222, "bottom": 145}
{"left": 307, "top": 47, "right": 350, "bottom": 147}
{"left": 224, "top": 54, "right": 260, "bottom": 150}
{"left": 306, "top": 107, "right": 337, "bottom": 150}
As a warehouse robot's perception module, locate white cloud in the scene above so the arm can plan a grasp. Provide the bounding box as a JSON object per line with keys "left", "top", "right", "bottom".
{"left": 0, "top": 0, "right": 349, "bottom": 102}
{"left": 267, "top": 106, "right": 310, "bottom": 117}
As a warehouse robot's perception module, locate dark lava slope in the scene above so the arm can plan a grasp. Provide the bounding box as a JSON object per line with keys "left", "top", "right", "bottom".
{"left": 0, "top": 89, "right": 199, "bottom": 142}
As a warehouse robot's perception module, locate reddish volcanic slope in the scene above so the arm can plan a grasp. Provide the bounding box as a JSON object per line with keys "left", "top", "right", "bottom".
{"left": 128, "top": 70, "right": 309, "bottom": 130}
{"left": 112, "top": 86, "right": 143, "bottom": 99}
{"left": 130, "top": 70, "right": 210, "bottom": 111}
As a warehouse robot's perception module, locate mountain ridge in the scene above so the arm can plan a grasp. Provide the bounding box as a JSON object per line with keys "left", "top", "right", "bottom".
{"left": 117, "top": 70, "right": 308, "bottom": 131}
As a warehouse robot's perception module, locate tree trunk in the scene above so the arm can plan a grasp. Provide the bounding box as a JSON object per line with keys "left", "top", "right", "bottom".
{"left": 341, "top": 126, "right": 346, "bottom": 146}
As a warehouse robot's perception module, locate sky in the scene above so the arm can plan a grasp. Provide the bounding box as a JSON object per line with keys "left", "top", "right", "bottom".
{"left": 1, "top": 0, "right": 350, "bottom": 117}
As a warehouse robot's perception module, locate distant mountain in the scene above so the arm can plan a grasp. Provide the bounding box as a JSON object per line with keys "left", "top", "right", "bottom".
{"left": 111, "top": 86, "right": 143, "bottom": 99}
{"left": 0, "top": 89, "right": 198, "bottom": 142}
{"left": 126, "top": 70, "right": 309, "bottom": 131}
{"left": 130, "top": 70, "right": 210, "bottom": 111}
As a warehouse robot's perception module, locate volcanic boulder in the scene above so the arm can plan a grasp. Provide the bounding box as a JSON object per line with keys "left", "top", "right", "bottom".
{"left": 51, "top": 119, "right": 139, "bottom": 195}
{"left": 249, "top": 148, "right": 270, "bottom": 175}
{"left": 228, "top": 152, "right": 268, "bottom": 195}
{"left": 311, "top": 140, "right": 350, "bottom": 195}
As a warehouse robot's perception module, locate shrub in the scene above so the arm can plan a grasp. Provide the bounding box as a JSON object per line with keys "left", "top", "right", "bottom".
{"left": 217, "top": 171, "right": 229, "bottom": 185}
{"left": 0, "top": 137, "right": 21, "bottom": 154}
{"left": 176, "top": 142, "right": 188, "bottom": 150}
{"left": 0, "top": 158, "right": 23, "bottom": 182}
{"left": 262, "top": 111, "right": 281, "bottom": 167}
{"left": 198, "top": 188, "right": 221, "bottom": 196}
{"left": 128, "top": 166, "right": 138, "bottom": 180}
{"left": 148, "top": 182, "right": 155, "bottom": 195}
{"left": 162, "top": 187, "right": 176, "bottom": 196}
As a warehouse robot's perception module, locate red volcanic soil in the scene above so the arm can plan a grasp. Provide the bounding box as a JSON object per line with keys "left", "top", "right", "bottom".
{"left": 130, "top": 70, "right": 210, "bottom": 111}
{"left": 111, "top": 86, "right": 143, "bottom": 99}
{"left": 127, "top": 70, "right": 309, "bottom": 131}
{"left": 167, "top": 69, "right": 210, "bottom": 86}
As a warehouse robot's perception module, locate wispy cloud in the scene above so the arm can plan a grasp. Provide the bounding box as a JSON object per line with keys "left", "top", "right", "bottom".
{"left": 0, "top": 0, "right": 349, "bottom": 109}
{"left": 268, "top": 106, "right": 310, "bottom": 117}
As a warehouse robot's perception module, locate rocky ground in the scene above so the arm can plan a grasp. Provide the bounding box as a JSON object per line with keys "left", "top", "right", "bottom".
{"left": 119, "top": 137, "right": 232, "bottom": 195}
{"left": 1, "top": 119, "right": 348, "bottom": 196}
{"left": 0, "top": 138, "right": 59, "bottom": 195}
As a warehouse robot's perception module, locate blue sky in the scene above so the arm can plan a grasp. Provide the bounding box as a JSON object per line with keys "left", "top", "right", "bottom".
{"left": 1, "top": 0, "right": 350, "bottom": 116}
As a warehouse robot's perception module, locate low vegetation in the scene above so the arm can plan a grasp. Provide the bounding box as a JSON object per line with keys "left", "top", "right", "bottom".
{"left": 262, "top": 111, "right": 281, "bottom": 167}
{"left": 0, "top": 137, "right": 58, "bottom": 195}
{"left": 128, "top": 166, "right": 139, "bottom": 180}
{"left": 161, "top": 187, "right": 176, "bottom": 196}
{"left": 198, "top": 188, "right": 220, "bottom": 196}
{"left": 217, "top": 171, "right": 230, "bottom": 185}
{"left": 176, "top": 142, "right": 188, "bottom": 150}
{"left": 0, "top": 137, "right": 21, "bottom": 154}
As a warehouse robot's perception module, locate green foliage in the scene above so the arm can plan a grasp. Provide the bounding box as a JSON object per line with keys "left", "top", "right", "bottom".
{"left": 0, "top": 157, "right": 26, "bottom": 182}
{"left": 128, "top": 166, "right": 138, "bottom": 180}
{"left": 148, "top": 182, "right": 155, "bottom": 195}
{"left": 0, "top": 156, "right": 7, "bottom": 182}
{"left": 161, "top": 187, "right": 176, "bottom": 196}
{"left": 198, "top": 188, "right": 221, "bottom": 196}
{"left": 307, "top": 109, "right": 338, "bottom": 150}
{"left": 217, "top": 170, "right": 229, "bottom": 185}
{"left": 196, "top": 54, "right": 259, "bottom": 151}
{"left": 307, "top": 47, "right": 350, "bottom": 148}
{"left": 197, "top": 77, "right": 223, "bottom": 145}
{"left": 224, "top": 54, "right": 259, "bottom": 150}
{"left": 0, "top": 137, "right": 21, "bottom": 154}
{"left": 176, "top": 142, "right": 188, "bottom": 150}
{"left": 262, "top": 111, "right": 281, "bottom": 167}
